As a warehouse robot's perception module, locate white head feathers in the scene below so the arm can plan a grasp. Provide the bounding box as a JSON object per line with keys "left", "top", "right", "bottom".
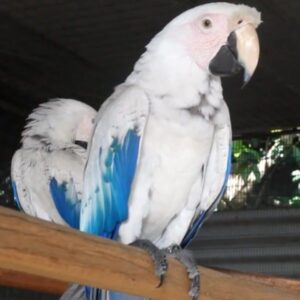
{"left": 165, "top": 3, "right": 261, "bottom": 29}
{"left": 127, "top": 2, "right": 261, "bottom": 97}
{"left": 21, "top": 99, "right": 96, "bottom": 150}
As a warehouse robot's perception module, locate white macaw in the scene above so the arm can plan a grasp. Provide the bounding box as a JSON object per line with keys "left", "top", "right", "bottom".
{"left": 56, "top": 3, "right": 262, "bottom": 300}
{"left": 11, "top": 99, "right": 96, "bottom": 228}
{"left": 76, "top": 3, "right": 261, "bottom": 300}
{"left": 36, "top": 3, "right": 259, "bottom": 300}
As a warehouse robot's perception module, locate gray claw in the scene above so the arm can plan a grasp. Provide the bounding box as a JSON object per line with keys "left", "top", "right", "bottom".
{"left": 189, "top": 272, "right": 200, "bottom": 299}
{"left": 130, "top": 240, "right": 200, "bottom": 298}
{"left": 163, "top": 244, "right": 200, "bottom": 300}
{"left": 157, "top": 274, "right": 164, "bottom": 288}
{"left": 130, "top": 239, "right": 168, "bottom": 288}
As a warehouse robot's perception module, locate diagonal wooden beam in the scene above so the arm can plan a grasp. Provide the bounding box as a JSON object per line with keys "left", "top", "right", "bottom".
{"left": 0, "top": 269, "right": 66, "bottom": 294}
{"left": 0, "top": 206, "right": 299, "bottom": 299}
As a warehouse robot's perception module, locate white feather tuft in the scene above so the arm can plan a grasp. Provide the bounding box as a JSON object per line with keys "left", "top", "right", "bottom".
{"left": 21, "top": 98, "right": 96, "bottom": 149}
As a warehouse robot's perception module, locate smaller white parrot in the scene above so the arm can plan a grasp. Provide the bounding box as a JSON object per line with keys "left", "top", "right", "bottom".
{"left": 11, "top": 99, "right": 96, "bottom": 228}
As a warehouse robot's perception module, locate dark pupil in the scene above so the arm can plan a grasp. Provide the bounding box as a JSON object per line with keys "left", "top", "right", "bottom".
{"left": 204, "top": 19, "right": 211, "bottom": 27}
{"left": 74, "top": 140, "right": 88, "bottom": 149}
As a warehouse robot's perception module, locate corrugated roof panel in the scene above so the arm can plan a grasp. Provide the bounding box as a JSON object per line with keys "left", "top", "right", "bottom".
{"left": 189, "top": 208, "right": 300, "bottom": 278}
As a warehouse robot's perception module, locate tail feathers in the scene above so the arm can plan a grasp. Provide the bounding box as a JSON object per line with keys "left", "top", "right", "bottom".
{"left": 108, "top": 291, "right": 146, "bottom": 300}
{"left": 85, "top": 286, "right": 102, "bottom": 300}
{"left": 60, "top": 285, "right": 102, "bottom": 300}
{"left": 60, "top": 285, "right": 147, "bottom": 300}
{"left": 60, "top": 284, "right": 85, "bottom": 300}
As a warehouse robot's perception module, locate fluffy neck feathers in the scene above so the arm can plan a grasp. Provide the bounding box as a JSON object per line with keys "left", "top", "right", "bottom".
{"left": 126, "top": 37, "right": 222, "bottom": 110}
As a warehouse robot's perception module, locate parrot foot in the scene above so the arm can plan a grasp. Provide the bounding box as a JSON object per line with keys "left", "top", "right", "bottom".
{"left": 163, "top": 244, "right": 200, "bottom": 300}
{"left": 130, "top": 239, "right": 168, "bottom": 287}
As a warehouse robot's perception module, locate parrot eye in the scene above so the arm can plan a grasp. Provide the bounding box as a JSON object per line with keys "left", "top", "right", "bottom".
{"left": 202, "top": 18, "right": 212, "bottom": 29}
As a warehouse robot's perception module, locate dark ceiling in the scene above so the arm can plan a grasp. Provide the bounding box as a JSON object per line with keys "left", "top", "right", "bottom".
{"left": 0, "top": 0, "right": 299, "bottom": 164}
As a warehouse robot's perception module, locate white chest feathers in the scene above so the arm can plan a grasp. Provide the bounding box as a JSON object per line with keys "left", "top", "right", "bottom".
{"left": 118, "top": 104, "right": 216, "bottom": 247}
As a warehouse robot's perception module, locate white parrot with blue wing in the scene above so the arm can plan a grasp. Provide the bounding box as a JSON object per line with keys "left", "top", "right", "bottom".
{"left": 67, "top": 3, "right": 261, "bottom": 300}
{"left": 11, "top": 99, "right": 96, "bottom": 228}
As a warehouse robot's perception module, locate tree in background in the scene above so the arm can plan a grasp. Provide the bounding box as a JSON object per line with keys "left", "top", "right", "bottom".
{"left": 219, "top": 132, "right": 300, "bottom": 210}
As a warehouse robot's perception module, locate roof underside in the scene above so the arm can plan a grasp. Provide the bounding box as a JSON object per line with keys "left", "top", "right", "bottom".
{"left": 0, "top": 0, "right": 299, "bottom": 161}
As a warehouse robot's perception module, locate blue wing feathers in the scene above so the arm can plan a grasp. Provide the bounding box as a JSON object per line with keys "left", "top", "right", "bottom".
{"left": 49, "top": 178, "right": 81, "bottom": 229}
{"left": 84, "top": 129, "right": 140, "bottom": 239}
{"left": 180, "top": 210, "right": 205, "bottom": 248}
{"left": 12, "top": 181, "right": 22, "bottom": 210}
{"left": 81, "top": 129, "right": 141, "bottom": 300}
{"left": 101, "top": 129, "right": 140, "bottom": 237}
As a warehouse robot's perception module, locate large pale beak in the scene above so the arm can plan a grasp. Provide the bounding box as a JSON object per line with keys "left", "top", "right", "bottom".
{"left": 235, "top": 24, "right": 260, "bottom": 83}
{"left": 209, "top": 24, "right": 260, "bottom": 84}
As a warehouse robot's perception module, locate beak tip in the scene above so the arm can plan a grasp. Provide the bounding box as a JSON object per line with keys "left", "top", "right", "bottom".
{"left": 243, "top": 71, "right": 252, "bottom": 85}
{"left": 235, "top": 24, "right": 260, "bottom": 85}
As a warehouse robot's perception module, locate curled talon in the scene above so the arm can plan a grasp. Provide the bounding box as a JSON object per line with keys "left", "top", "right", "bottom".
{"left": 163, "top": 244, "right": 200, "bottom": 300}
{"left": 130, "top": 239, "right": 168, "bottom": 288}
{"left": 157, "top": 274, "right": 164, "bottom": 288}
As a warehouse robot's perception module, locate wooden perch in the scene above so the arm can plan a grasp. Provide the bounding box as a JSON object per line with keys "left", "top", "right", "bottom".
{"left": 0, "top": 207, "right": 299, "bottom": 300}
{"left": 0, "top": 269, "right": 66, "bottom": 294}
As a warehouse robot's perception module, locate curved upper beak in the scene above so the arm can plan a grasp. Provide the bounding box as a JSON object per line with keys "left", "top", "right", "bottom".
{"left": 235, "top": 24, "right": 260, "bottom": 83}
{"left": 209, "top": 23, "right": 260, "bottom": 84}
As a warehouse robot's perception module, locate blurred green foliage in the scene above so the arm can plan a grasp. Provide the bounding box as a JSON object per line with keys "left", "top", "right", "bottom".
{"left": 219, "top": 132, "right": 300, "bottom": 210}
{"left": 232, "top": 139, "right": 264, "bottom": 182}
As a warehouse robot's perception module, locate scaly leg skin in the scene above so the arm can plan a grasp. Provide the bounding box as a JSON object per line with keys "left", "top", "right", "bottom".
{"left": 130, "top": 239, "right": 168, "bottom": 287}
{"left": 163, "top": 244, "right": 200, "bottom": 300}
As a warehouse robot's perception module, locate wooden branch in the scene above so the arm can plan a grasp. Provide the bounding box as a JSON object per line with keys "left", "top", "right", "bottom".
{"left": 0, "top": 269, "right": 66, "bottom": 294}
{"left": 0, "top": 207, "right": 299, "bottom": 300}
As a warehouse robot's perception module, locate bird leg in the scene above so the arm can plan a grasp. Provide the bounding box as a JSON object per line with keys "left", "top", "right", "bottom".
{"left": 130, "top": 239, "right": 168, "bottom": 287}
{"left": 163, "top": 244, "right": 200, "bottom": 300}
